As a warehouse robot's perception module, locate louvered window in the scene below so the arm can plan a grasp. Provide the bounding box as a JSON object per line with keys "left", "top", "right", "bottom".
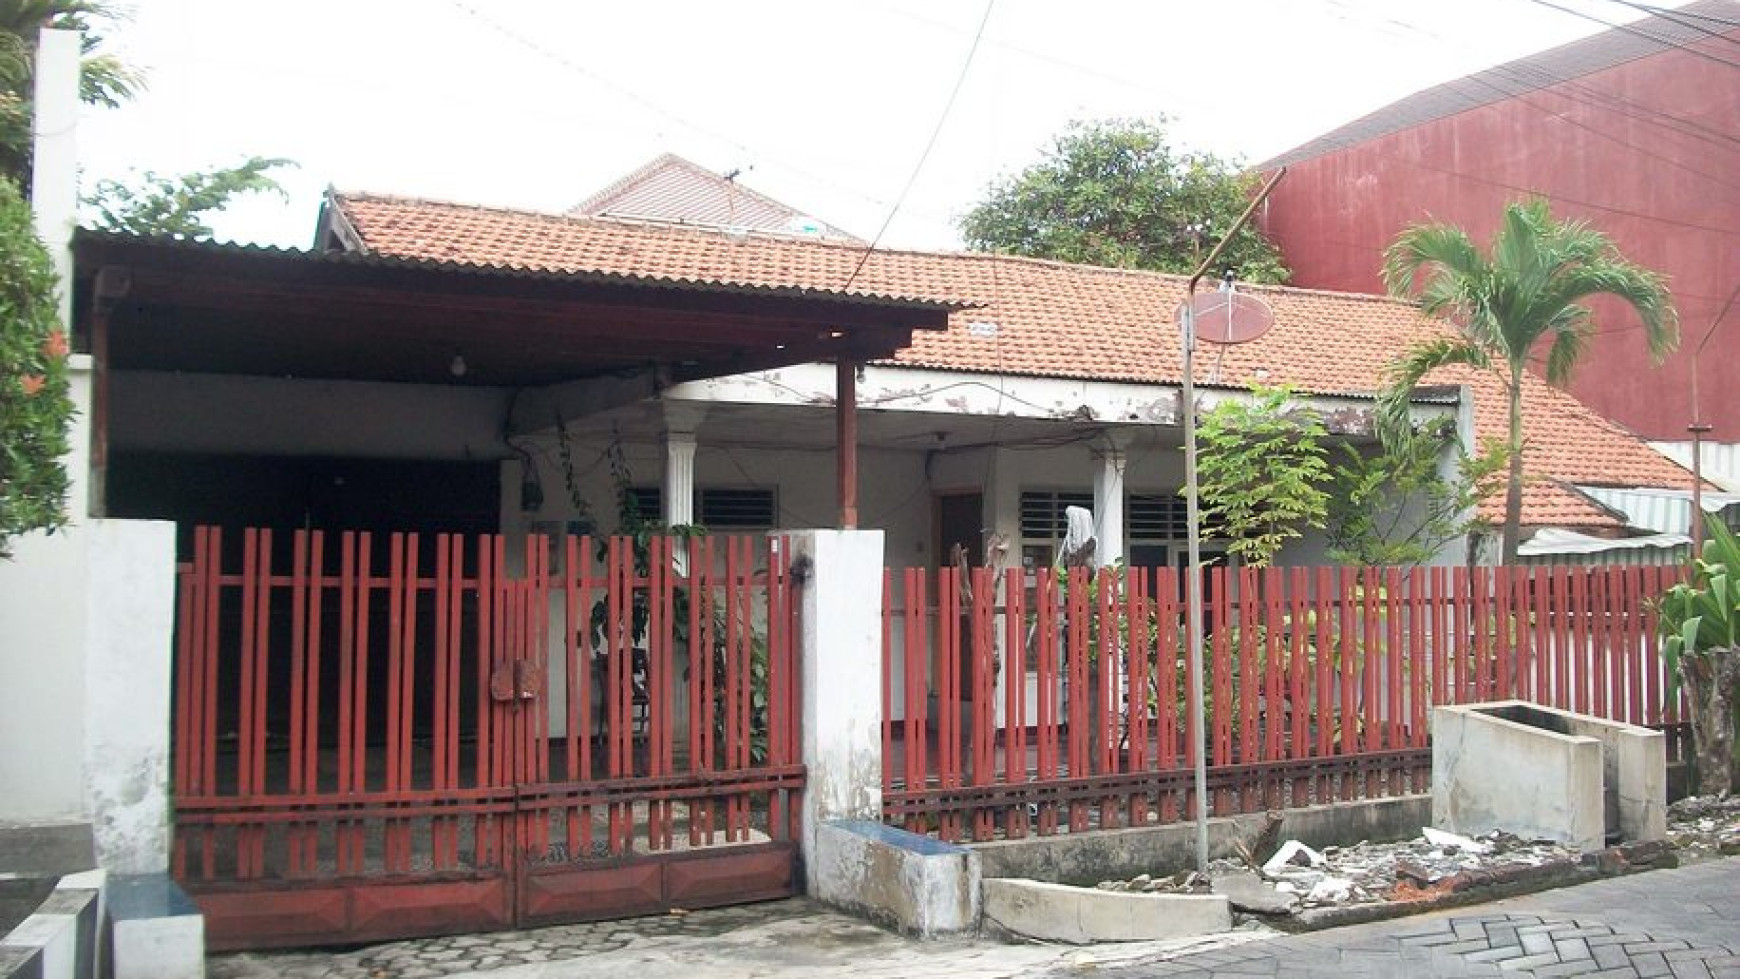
{"left": 700, "top": 488, "right": 777, "bottom": 529}
{"left": 623, "top": 486, "right": 775, "bottom": 530}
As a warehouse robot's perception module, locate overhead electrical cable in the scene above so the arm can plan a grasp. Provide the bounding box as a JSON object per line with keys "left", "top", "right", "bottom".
{"left": 841, "top": 0, "right": 997, "bottom": 293}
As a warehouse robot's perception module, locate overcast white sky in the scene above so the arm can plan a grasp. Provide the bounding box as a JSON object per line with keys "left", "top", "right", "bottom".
{"left": 74, "top": 0, "right": 1682, "bottom": 251}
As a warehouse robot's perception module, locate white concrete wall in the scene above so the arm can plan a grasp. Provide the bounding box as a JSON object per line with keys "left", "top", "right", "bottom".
{"left": 792, "top": 530, "right": 885, "bottom": 896}
{"left": 0, "top": 524, "right": 91, "bottom": 823}
{"left": 83, "top": 521, "right": 177, "bottom": 874}
{"left": 0, "top": 517, "right": 176, "bottom": 872}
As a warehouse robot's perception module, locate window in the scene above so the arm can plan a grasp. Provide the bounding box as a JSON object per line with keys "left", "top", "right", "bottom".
{"left": 625, "top": 485, "right": 777, "bottom": 530}
{"left": 700, "top": 488, "right": 777, "bottom": 530}
{"left": 1019, "top": 490, "right": 1093, "bottom": 570}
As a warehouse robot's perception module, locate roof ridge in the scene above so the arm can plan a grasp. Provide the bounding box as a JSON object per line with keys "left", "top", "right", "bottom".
{"left": 565, "top": 152, "right": 691, "bottom": 215}
{"left": 331, "top": 188, "right": 1437, "bottom": 310}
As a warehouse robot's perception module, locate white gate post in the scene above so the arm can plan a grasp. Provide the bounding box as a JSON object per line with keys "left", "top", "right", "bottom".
{"left": 789, "top": 529, "right": 884, "bottom": 894}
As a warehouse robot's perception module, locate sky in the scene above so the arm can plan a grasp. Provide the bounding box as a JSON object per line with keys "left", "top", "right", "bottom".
{"left": 73, "top": 0, "right": 1684, "bottom": 252}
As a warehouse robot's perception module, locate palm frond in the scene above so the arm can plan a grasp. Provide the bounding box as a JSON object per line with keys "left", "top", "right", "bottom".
{"left": 1376, "top": 336, "right": 1488, "bottom": 448}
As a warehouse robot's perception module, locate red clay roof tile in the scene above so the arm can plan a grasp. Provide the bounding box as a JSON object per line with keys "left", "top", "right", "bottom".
{"left": 332, "top": 191, "right": 1695, "bottom": 530}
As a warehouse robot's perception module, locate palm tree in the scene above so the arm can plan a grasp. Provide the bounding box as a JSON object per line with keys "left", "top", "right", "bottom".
{"left": 1379, "top": 199, "right": 1677, "bottom": 564}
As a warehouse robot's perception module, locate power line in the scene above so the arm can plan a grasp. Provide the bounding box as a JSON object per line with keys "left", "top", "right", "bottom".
{"left": 1593, "top": 0, "right": 1740, "bottom": 45}
{"left": 1517, "top": 0, "right": 1740, "bottom": 69}
{"left": 842, "top": 0, "right": 997, "bottom": 293}
{"left": 1317, "top": 0, "right": 1740, "bottom": 194}
{"left": 442, "top": 0, "right": 956, "bottom": 226}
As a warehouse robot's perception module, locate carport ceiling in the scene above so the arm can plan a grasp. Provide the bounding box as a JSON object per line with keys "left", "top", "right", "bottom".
{"left": 72, "top": 232, "right": 958, "bottom": 388}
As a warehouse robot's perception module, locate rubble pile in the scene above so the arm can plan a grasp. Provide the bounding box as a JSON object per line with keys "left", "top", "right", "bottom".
{"left": 1095, "top": 794, "right": 1740, "bottom": 921}
{"left": 1097, "top": 827, "right": 1582, "bottom": 917}
{"left": 1666, "top": 794, "right": 1740, "bottom": 863}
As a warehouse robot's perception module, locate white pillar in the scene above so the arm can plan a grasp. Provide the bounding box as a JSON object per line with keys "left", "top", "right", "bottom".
{"left": 663, "top": 432, "right": 697, "bottom": 529}
{"left": 30, "top": 28, "right": 80, "bottom": 332}
{"left": 662, "top": 403, "right": 705, "bottom": 529}
{"left": 791, "top": 528, "right": 884, "bottom": 895}
{"left": 83, "top": 520, "right": 177, "bottom": 873}
{"left": 1092, "top": 441, "right": 1129, "bottom": 567}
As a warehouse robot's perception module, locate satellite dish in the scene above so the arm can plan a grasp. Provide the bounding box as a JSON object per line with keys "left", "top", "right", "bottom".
{"left": 1178, "top": 290, "right": 1275, "bottom": 344}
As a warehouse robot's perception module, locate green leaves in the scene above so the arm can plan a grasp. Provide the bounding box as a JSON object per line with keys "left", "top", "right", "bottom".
{"left": 1194, "top": 384, "right": 1329, "bottom": 568}
{"left": 1655, "top": 520, "right": 1740, "bottom": 701}
{"left": 0, "top": 175, "right": 72, "bottom": 557}
{"left": 84, "top": 156, "right": 294, "bottom": 238}
{"left": 959, "top": 118, "right": 1289, "bottom": 283}
{"left": 1380, "top": 199, "right": 1678, "bottom": 563}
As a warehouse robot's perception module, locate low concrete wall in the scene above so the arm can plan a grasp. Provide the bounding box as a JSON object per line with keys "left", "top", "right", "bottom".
{"left": 1432, "top": 702, "right": 1606, "bottom": 851}
{"left": 108, "top": 874, "right": 203, "bottom": 979}
{"left": 973, "top": 795, "right": 1430, "bottom": 885}
{"left": 981, "top": 878, "right": 1229, "bottom": 944}
{"left": 812, "top": 821, "right": 979, "bottom": 937}
{"left": 0, "top": 869, "right": 103, "bottom": 979}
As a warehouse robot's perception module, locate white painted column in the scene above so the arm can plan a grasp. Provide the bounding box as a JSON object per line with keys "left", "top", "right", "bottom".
{"left": 1092, "top": 440, "right": 1129, "bottom": 567}
{"left": 83, "top": 520, "right": 177, "bottom": 873}
{"left": 661, "top": 403, "right": 705, "bottom": 530}
{"left": 30, "top": 28, "right": 79, "bottom": 332}
{"left": 791, "top": 528, "right": 884, "bottom": 895}
{"left": 662, "top": 432, "right": 697, "bottom": 529}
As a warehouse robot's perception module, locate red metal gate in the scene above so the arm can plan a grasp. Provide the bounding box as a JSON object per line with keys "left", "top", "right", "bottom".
{"left": 171, "top": 527, "right": 803, "bottom": 951}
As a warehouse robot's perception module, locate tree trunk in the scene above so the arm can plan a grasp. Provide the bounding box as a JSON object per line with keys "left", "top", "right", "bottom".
{"left": 1502, "top": 370, "right": 1525, "bottom": 565}
{"left": 1683, "top": 646, "right": 1740, "bottom": 797}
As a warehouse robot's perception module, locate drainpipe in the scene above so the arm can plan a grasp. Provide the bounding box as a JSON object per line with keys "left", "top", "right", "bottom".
{"left": 1179, "top": 167, "right": 1285, "bottom": 874}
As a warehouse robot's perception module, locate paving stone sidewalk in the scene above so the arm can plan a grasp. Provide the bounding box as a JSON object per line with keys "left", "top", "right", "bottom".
{"left": 210, "top": 857, "right": 1740, "bottom": 979}
{"left": 1062, "top": 856, "right": 1740, "bottom": 978}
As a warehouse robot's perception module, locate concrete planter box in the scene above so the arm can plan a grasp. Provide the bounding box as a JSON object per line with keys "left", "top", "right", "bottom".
{"left": 1432, "top": 701, "right": 1665, "bottom": 852}
{"left": 812, "top": 821, "right": 980, "bottom": 937}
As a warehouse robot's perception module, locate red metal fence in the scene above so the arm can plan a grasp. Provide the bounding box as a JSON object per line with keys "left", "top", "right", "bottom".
{"left": 882, "top": 563, "right": 1685, "bottom": 843}
{"left": 173, "top": 526, "right": 801, "bottom": 948}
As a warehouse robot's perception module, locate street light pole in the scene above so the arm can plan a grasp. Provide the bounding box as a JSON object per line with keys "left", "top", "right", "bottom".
{"left": 1687, "top": 283, "right": 1738, "bottom": 561}
{"left": 1179, "top": 167, "right": 1285, "bottom": 874}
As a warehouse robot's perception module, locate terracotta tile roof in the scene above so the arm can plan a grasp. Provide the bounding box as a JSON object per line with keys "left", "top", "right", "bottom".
{"left": 1263, "top": 0, "right": 1740, "bottom": 168}
{"left": 569, "top": 153, "right": 862, "bottom": 242}
{"left": 331, "top": 191, "right": 1696, "bottom": 530}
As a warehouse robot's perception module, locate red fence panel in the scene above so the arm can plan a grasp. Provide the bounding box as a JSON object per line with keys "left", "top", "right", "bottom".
{"left": 171, "top": 527, "right": 804, "bottom": 948}
{"left": 881, "top": 562, "right": 1688, "bottom": 843}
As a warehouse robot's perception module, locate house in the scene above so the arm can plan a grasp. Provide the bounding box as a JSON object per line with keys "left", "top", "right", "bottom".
{"left": 11, "top": 150, "right": 1711, "bottom": 950}
{"left": 564, "top": 152, "right": 861, "bottom": 241}
{"left": 311, "top": 184, "right": 1701, "bottom": 572}
{"left": 1256, "top": 0, "right": 1740, "bottom": 491}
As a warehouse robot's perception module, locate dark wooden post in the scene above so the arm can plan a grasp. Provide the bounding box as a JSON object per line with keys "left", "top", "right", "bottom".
{"left": 836, "top": 358, "right": 858, "bottom": 529}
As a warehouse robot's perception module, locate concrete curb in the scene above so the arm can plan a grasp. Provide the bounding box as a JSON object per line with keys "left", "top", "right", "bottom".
{"left": 981, "top": 878, "right": 1230, "bottom": 944}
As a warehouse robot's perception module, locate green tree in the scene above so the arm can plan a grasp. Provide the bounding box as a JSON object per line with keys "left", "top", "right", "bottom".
{"left": 0, "top": 1, "right": 141, "bottom": 194}
{"left": 959, "top": 118, "right": 1288, "bottom": 283}
{"left": 1324, "top": 420, "right": 1502, "bottom": 567}
{"left": 1, "top": 2, "right": 291, "bottom": 237}
{"left": 0, "top": 176, "right": 72, "bottom": 555}
{"left": 85, "top": 156, "right": 294, "bottom": 237}
{"left": 1194, "top": 384, "right": 1329, "bottom": 568}
{"left": 1379, "top": 199, "right": 1677, "bottom": 564}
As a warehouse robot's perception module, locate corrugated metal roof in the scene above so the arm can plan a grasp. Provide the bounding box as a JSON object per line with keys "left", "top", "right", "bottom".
{"left": 1516, "top": 527, "right": 1689, "bottom": 565}
{"left": 1262, "top": 0, "right": 1740, "bottom": 169}
{"left": 1576, "top": 485, "right": 1740, "bottom": 535}
{"left": 1650, "top": 441, "right": 1740, "bottom": 492}
{"left": 73, "top": 228, "right": 965, "bottom": 312}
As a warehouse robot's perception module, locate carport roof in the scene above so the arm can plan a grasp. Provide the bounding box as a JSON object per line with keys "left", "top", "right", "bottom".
{"left": 72, "top": 229, "right": 961, "bottom": 389}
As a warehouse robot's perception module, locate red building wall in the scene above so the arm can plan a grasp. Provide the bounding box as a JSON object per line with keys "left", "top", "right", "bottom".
{"left": 1261, "top": 36, "right": 1740, "bottom": 443}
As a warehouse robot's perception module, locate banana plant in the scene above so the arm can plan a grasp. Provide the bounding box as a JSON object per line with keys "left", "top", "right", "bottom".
{"left": 1654, "top": 519, "right": 1740, "bottom": 796}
